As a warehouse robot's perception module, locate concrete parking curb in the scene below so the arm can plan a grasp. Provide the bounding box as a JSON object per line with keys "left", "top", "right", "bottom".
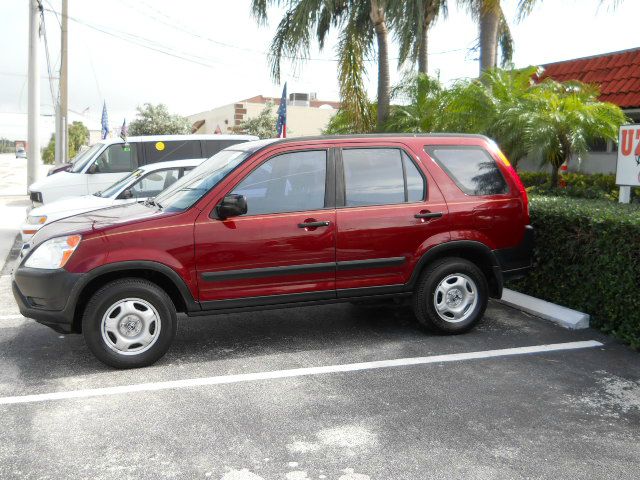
{"left": 500, "top": 288, "right": 590, "bottom": 330}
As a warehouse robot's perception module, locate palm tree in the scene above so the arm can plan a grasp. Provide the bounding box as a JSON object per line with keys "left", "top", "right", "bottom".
{"left": 389, "top": 1, "right": 448, "bottom": 74}
{"left": 384, "top": 74, "right": 448, "bottom": 132}
{"left": 251, "top": 0, "right": 392, "bottom": 131}
{"left": 385, "top": 68, "right": 534, "bottom": 166}
{"left": 459, "top": 0, "right": 530, "bottom": 74}
{"left": 503, "top": 80, "right": 626, "bottom": 186}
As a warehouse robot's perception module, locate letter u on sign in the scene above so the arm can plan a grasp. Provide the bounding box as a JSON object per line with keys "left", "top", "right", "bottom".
{"left": 616, "top": 126, "right": 640, "bottom": 187}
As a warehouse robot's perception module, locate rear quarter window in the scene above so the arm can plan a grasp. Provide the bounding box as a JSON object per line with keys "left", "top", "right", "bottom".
{"left": 425, "top": 146, "right": 508, "bottom": 196}
{"left": 143, "top": 140, "right": 202, "bottom": 164}
{"left": 202, "top": 140, "right": 247, "bottom": 157}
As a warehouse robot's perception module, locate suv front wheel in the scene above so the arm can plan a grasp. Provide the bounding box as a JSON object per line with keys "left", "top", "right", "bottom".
{"left": 82, "top": 278, "right": 177, "bottom": 368}
{"left": 413, "top": 257, "right": 488, "bottom": 334}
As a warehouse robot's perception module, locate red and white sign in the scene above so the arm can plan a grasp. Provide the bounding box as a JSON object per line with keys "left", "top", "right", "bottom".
{"left": 616, "top": 125, "right": 640, "bottom": 187}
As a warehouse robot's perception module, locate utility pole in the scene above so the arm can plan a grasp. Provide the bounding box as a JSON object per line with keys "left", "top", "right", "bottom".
{"left": 27, "top": 0, "right": 41, "bottom": 189}
{"left": 60, "top": 0, "right": 68, "bottom": 164}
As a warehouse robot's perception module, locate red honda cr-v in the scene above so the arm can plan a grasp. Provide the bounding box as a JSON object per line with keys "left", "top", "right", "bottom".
{"left": 12, "top": 135, "right": 533, "bottom": 368}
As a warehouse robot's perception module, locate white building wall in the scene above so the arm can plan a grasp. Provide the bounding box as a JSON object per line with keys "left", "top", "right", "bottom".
{"left": 517, "top": 151, "right": 618, "bottom": 174}
{"left": 188, "top": 101, "right": 337, "bottom": 138}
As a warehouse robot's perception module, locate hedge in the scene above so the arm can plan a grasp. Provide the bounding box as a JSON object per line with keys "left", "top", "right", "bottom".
{"left": 517, "top": 172, "right": 640, "bottom": 201}
{"left": 508, "top": 196, "right": 640, "bottom": 349}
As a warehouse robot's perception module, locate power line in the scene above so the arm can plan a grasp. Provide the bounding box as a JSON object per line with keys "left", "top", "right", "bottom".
{"left": 43, "top": 7, "right": 228, "bottom": 69}
{"left": 0, "top": 71, "right": 58, "bottom": 79}
{"left": 126, "top": 0, "right": 469, "bottom": 62}
{"left": 46, "top": 5, "right": 469, "bottom": 73}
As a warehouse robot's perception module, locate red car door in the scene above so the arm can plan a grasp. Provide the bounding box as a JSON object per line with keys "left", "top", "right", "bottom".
{"left": 335, "top": 143, "right": 450, "bottom": 295}
{"left": 194, "top": 147, "right": 336, "bottom": 308}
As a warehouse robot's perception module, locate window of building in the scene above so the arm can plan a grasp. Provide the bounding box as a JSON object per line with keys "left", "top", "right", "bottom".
{"left": 426, "top": 146, "right": 508, "bottom": 196}
{"left": 231, "top": 150, "right": 327, "bottom": 215}
{"left": 587, "top": 138, "right": 609, "bottom": 152}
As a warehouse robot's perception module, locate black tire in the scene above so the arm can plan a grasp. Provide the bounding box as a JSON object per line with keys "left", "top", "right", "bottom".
{"left": 412, "top": 257, "right": 488, "bottom": 334}
{"left": 82, "top": 278, "right": 177, "bottom": 369}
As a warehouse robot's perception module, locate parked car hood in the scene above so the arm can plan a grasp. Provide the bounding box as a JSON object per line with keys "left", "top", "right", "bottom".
{"left": 30, "top": 194, "right": 115, "bottom": 219}
{"left": 29, "top": 171, "right": 84, "bottom": 192}
{"left": 29, "top": 202, "right": 167, "bottom": 247}
{"left": 47, "top": 163, "right": 72, "bottom": 175}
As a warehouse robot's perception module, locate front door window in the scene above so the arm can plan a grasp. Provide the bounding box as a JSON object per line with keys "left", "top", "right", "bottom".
{"left": 231, "top": 150, "right": 327, "bottom": 215}
{"left": 93, "top": 144, "right": 138, "bottom": 173}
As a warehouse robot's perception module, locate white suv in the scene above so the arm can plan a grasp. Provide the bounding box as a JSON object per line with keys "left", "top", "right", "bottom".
{"left": 28, "top": 134, "right": 257, "bottom": 206}
{"left": 21, "top": 158, "right": 203, "bottom": 242}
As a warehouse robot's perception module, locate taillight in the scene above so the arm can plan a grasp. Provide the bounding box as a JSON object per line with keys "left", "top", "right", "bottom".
{"left": 490, "top": 142, "right": 530, "bottom": 223}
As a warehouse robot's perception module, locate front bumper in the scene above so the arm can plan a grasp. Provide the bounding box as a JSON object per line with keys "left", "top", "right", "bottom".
{"left": 493, "top": 225, "right": 534, "bottom": 281}
{"left": 12, "top": 266, "right": 82, "bottom": 334}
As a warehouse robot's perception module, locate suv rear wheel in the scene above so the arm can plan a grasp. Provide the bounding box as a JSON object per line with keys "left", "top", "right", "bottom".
{"left": 82, "top": 278, "right": 177, "bottom": 368}
{"left": 413, "top": 257, "right": 488, "bottom": 334}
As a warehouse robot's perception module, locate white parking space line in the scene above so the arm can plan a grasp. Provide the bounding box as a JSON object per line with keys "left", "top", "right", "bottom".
{"left": 0, "top": 314, "right": 23, "bottom": 320}
{"left": 0, "top": 340, "right": 603, "bottom": 405}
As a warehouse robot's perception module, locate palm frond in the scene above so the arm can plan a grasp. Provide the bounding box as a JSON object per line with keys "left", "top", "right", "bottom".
{"left": 336, "top": 6, "right": 374, "bottom": 133}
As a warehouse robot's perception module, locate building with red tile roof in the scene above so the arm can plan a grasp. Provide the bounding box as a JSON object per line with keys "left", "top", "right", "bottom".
{"left": 541, "top": 47, "right": 640, "bottom": 111}
{"left": 519, "top": 48, "right": 640, "bottom": 175}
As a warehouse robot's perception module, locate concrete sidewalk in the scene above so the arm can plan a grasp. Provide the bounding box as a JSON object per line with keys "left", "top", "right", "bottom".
{"left": 0, "top": 195, "right": 28, "bottom": 272}
{"left": 0, "top": 152, "right": 49, "bottom": 272}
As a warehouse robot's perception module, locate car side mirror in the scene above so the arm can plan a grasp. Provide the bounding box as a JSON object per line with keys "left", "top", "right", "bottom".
{"left": 215, "top": 194, "right": 247, "bottom": 220}
{"left": 87, "top": 163, "right": 98, "bottom": 174}
{"left": 119, "top": 189, "right": 133, "bottom": 199}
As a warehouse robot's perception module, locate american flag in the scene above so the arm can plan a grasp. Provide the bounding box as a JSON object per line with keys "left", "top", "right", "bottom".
{"left": 101, "top": 101, "right": 109, "bottom": 139}
{"left": 275, "top": 82, "right": 287, "bottom": 138}
{"left": 120, "top": 118, "right": 128, "bottom": 138}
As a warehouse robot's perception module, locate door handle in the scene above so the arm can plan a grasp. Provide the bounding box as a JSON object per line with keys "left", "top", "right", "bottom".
{"left": 298, "top": 221, "right": 331, "bottom": 228}
{"left": 414, "top": 212, "right": 444, "bottom": 220}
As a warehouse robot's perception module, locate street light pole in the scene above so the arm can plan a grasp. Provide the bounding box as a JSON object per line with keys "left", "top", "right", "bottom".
{"left": 60, "top": 0, "right": 68, "bottom": 164}
{"left": 27, "top": 0, "right": 41, "bottom": 190}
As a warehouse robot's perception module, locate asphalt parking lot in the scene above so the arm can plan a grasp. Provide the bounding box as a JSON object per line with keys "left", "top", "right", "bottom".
{"left": 0, "top": 273, "right": 639, "bottom": 480}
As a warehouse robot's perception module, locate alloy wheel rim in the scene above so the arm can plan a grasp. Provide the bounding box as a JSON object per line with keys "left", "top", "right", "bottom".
{"left": 101, "top": 298, "right": 161, "bottom": 355}
{"left": 433, "top": 273, "right": 478, "bottom": 323}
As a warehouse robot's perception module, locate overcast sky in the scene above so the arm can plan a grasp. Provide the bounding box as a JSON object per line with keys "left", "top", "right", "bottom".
{"left": 0, "top": 0, "right": 637, "bottom": 142}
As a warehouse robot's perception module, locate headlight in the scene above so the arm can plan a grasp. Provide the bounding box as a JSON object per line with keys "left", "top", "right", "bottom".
{"left": 27, "top": 215, "right": 47, "bottom": 225}
{"left": 24, "top": 235, "right": 81, "bottom": 269}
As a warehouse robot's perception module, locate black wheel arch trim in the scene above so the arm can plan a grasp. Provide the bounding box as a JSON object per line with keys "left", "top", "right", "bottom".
{"left": 406, "top": 240, "right": 504, "bottom": 297}
{"left": 78, "top": 261, "right": 200, "bottom": 313}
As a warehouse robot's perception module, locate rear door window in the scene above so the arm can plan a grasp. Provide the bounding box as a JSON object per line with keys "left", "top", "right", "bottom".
{"left": 143, "top": 140, "right": 202, "bottom": 164}
{"left": 341, "top": 148, "right": 426, "bottom": 207}
{"left": 425, "top": 146, "right": 508, "bottom": 196}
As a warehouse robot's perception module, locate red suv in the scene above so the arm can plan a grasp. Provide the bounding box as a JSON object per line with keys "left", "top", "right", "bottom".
{"left": 12, "top": 135, "right": 533, "bottom": 368}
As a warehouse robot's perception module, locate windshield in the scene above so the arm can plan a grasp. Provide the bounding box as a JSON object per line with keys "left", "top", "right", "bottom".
{"left": 70, "top": 143, "right": 105, "bottom": 173}
{"left": 97, "top": 169, "right": 144, "bottom": 198}
{"left": 154, "top": 149, "right": 251, "bottom": 212}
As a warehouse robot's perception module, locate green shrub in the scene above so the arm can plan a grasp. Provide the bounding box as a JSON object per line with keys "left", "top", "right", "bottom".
{"left": 508, "top": 196, "right": 640, "bottom": 348}
{"left": 517, "top": 172, "right": 639, "bottom": 201}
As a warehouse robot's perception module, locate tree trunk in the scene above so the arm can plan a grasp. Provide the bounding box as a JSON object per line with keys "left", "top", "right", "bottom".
{"left": 418, "top": 5, "right": 438, "bottom": 75}
{"left": 479, "top": 4, "right": 500, "bottom": 74}
{"left": 370, "top": 0, "right": 390, "bottom": 130}
{"left": 417, "top": 27, "right": 428, "bottom": 74}
{"left": 551, "top": 166, "right": 559, "bottom": 188}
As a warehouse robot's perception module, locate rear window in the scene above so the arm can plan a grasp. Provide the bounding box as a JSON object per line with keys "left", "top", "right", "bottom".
{"left": 426, "top": 146, "right": 508, "bottom": 196}
{"left": 143, "top": 140, "right": 202, "bottom": 164}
